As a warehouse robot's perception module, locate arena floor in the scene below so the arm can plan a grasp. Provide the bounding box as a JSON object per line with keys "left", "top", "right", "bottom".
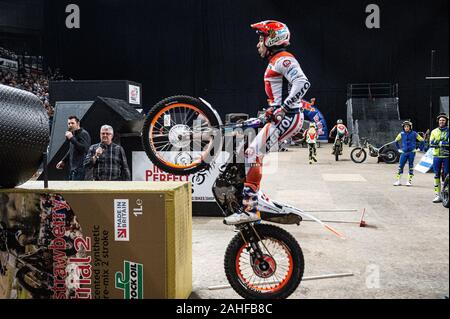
{"left": 190, "top": 143, "right": 449, "bottom": 299}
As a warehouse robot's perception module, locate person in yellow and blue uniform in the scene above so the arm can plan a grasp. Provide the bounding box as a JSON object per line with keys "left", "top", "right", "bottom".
{"left": 393, "top": 120, "right": 424, "bottom": 187}
{"left": 430, "top": 113, "right": 449, "bottom": 203}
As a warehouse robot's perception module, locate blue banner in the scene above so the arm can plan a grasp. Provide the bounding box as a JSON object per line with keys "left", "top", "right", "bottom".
{"left": 301, "top": 99, "right": 329, "bottom": 141}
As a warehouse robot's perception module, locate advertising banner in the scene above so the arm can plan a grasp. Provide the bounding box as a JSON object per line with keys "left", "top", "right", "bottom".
{"left": 0, "top": 58, "right": 18, "bottom": 71}
{"left": 128, "top": 84, "right": 141, "bottom": 105}
{"left": 0, "top": 181, "right": 192, "bottom": 299}
{"left": 415, "top": 149, "right": 434, "bottom": 173}
{"left": 132, "top": 151, "right": 230, "bottom": 202}
{"left": 301, "top": 99, "right": 329, "bottom": 141}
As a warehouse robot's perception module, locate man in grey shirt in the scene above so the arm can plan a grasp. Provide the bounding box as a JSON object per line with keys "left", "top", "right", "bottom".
{"left": 84, "top": 125, "right": 131, "bottom": 181}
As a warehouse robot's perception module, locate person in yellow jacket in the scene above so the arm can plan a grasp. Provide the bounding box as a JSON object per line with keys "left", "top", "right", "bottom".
{"left": 430, "top": 113, "right": 449, "bottom": 203}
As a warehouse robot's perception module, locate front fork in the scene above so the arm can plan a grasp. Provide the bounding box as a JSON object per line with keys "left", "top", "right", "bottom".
{"left": 236, "top": 223, "right": 265, "bottom": 261}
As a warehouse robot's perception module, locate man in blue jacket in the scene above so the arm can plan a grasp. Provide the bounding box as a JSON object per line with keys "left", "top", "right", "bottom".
{"left": 393, "top": 120, "right": 424, "bottom": 187}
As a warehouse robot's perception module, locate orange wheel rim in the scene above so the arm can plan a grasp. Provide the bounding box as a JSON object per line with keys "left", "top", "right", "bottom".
{"left": 235, "top": 238, "right": 294, "bottom": 294}
{"left": 149, "top": 103, "right": 215, "bottom": 169}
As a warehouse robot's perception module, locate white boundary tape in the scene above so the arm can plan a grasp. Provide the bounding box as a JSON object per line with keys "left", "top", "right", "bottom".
{"left": 207, "top": 273, "right": 354, "bottom": 290}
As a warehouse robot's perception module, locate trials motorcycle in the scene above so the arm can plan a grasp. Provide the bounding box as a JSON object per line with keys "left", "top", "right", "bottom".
{"left": 350, "top": 138, "right": 399, "bottom": 164}
{"left": 141, "top": 95, "right": 343, "bottom": 299}
{"left": 0, "top": 221, "right": 54, "bottom": 298}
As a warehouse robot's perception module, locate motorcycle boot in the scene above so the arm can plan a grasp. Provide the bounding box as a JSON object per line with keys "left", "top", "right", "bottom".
{"left": 224, "top": 186, "right": 261, "bottom": 225}
{"left": 433, "top": 195, "right": 443, "bottom": 203}
{"left": 406, "top": 174, "right": 413, "bottom": 187}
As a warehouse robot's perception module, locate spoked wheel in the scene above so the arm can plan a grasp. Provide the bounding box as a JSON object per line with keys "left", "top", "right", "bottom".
{"left": 382, "top": 150, "right": 398, "bottom": 164}
{"left": 350, "top": 147, "right": 367, "bottom": 163}
{"left": 224, "top": 224, "right": 304, "bottom": 299}
{"left": 142, "top": 96, "right": 222, "bottom": 175}
{"left": 16, "top": 266, "right": 53, "bottom": 298}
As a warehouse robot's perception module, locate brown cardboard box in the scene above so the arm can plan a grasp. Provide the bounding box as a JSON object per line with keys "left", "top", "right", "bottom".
{"left": 0, "top": 181, "right": 192, "bottom": 299}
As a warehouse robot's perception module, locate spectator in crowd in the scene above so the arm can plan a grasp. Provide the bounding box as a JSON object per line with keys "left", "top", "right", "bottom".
{"left": 1, "top": 46, "right": 70, "bottom": 136}
{"left": 84, "top": 125, "right": 131, "bottom": 181}
{"left": 56, "top": 116, "right": 91, "bottom": 180}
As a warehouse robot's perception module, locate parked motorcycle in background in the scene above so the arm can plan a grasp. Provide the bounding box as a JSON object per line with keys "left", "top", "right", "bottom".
{"left": 442, "top": 174, "right": 449, "bottom": 208}
{"left": 350, "top": 138, "right": 399, "bottom": 164}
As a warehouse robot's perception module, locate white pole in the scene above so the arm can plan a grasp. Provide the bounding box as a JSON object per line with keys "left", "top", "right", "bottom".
{"left": 303, "top": 209, "right": 358, "bottom": 213}
{"left": 425, "top": 76, "right": 449, "bottom": 80}
{"left": 302, "top": 219, "right": 360, "bottom": 224}
{"left": 208, "top": 273, "right": 354, "bottom": 290}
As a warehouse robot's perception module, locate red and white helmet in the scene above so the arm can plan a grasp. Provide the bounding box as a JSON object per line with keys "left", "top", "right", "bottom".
{"left": 251, "top": 20, "right": 290, "bottom": 48}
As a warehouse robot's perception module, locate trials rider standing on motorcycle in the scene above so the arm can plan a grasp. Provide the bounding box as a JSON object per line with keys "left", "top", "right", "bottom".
{"left": 304, "top": 122, "right": 319, "bottom": 164}
{"left": 225, "top": 20, "right": 311, "bottom": 225}
{"left": 329, "top": 119, "right": 349, "bottom": 155}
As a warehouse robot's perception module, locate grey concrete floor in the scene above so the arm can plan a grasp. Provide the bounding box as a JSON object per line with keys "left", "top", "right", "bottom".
{"left": 191, "top": 143, "right": 449, "bottom": 299}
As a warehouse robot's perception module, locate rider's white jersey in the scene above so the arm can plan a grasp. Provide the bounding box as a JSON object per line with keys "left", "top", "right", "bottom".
{"left": 264, "top": 51, "right": 310, "bottom": 112}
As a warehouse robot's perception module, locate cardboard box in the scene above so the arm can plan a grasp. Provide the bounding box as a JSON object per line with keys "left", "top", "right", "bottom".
{"left": 0, "top": 181, "right": 192, "bottom": 299}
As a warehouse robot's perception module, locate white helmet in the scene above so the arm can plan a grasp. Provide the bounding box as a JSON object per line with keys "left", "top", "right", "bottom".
{"left": 250, "top": 20, "right": 291, "bottom": 48}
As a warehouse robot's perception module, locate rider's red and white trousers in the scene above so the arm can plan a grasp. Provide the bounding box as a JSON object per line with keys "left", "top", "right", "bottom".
{"left": 243, "top": 112, "right": 304, "bottom": 213}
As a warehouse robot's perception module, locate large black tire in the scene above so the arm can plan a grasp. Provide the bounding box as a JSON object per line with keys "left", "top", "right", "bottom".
{"left": 442, "top": 175, "right": 449, "bottom": 209}
{"left": 224, "top": 224, "right": 304, "bottom": 299}
{"left": 16, "top": 266, "right": 52, "bottom": 299}
{"left": 141, "top": 95, "right": 222, "bottom": 175}
{"left": 0, "top": 85, "right": 49, "bottom": 188}
{"left": 382, "top": 150, "right": 398, "bottom": 164}
{"left": 350, "top": 148, "right": 367, "bottom": 163}
{"left": 335, "top": 150, "right": 339, "bottom": 161}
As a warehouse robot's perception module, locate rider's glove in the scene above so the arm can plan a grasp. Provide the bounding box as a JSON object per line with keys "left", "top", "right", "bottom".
{"left": 264, "top": 107, "right": 275, "bottom": 122}
{"left": 273, "top": 107, "right": 286, "bottom": 123}
{"left": 398, "top": 149, "right": 404, "bottom": 154}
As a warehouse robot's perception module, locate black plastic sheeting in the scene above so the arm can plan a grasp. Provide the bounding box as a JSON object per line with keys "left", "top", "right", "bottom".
{"left": 0, "top": 84, "right": 49, "bottom": 188}
{"left": 347, "top": 98, "right": 402, "bottom": 147}
{"left": 441, "top": 97, "right": 449, "bottom": 115}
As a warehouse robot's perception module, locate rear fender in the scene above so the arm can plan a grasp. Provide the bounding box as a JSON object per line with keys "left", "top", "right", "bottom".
{"left": 198, "top": 97, "right": 223, "bottom": 127}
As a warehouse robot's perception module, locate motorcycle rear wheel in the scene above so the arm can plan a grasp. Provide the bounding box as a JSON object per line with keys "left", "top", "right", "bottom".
{"left": 382, "top": 150, "right": 398, "bottom": 164}
{"left": 141, "top": 95, "right": 222, "bottom": 175}
{"left": 442, "top": 175, "right": 449, "bottom": 209}
{"left": 224, "top": 224, "right": 304, "bottom": 299}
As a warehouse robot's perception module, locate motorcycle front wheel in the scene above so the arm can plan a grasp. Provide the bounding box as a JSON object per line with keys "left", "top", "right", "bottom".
{"left": 141, "top": 95, "right": 222, "bottom": 175}
{"left": 350, "top": 148, "right": 367, "bottom": 163}
{"left": 16, "top": 266, "right": 53, "bottom": 299}
{"left": 224, "top": 224, "right": 304, "bottom": 299}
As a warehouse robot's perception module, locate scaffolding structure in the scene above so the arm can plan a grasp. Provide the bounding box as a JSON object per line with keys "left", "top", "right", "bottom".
{"left": 347, "top": 83, "right": 401, "bottom": 148}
